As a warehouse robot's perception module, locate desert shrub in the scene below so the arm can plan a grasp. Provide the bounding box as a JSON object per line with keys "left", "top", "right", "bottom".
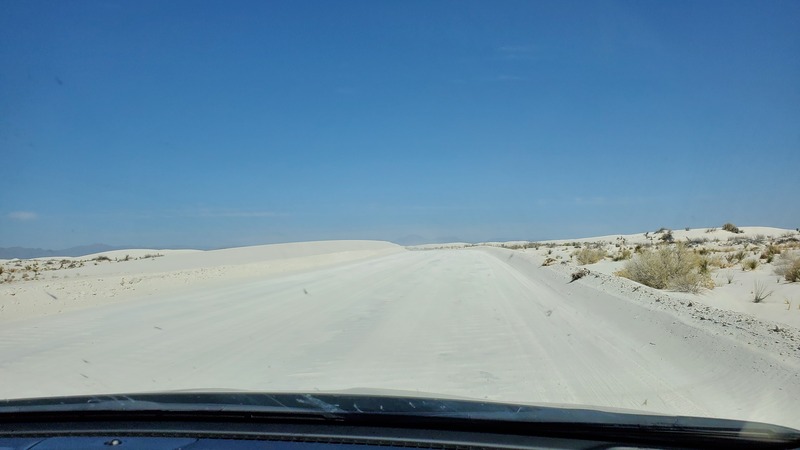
{"left": 618, "top": 244, "right": 713, "bottom": 293}
{"left": 741, "top": 258, "right": 759, "bottom": 271}
{"left": 575, "top": 247, "right": 607, "bottom": 265}
{"left": 94, "top": 255, "right": 111, "bottom": 262}
{"left": 571, "top": 268, "right": 590, "bottom": 282}
{"left": 612, "top": 248, "right": 632, "bottom": 261}
{"left": 760, "top": 245, "right": 781, "bottom": 260}
{"left": 659, "top": 230, "right": 674, "bottom": 243}
{"left": 697, "top": 256, "right": 712, "bottom": 274}
{"left": 542, "top": 257, "right": 556, "bottom": 267}
{"left": 775, "top": 252, "right": 800, "bottom": 282}
{"left": 706, "top": 227, "right": 717, "bottom": 233}
{"left": 726, "top": 250, "right": 746, "bottom": 264}
{"left": 722, "top": 223, "right": 741, "bottom": 234}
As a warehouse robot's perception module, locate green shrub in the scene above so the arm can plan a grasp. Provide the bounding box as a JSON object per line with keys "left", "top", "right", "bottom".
{"left": 617, "top": 244, "right": 713, "bottom": 293}
{"left": 575, "top": 247, "right": 607, "bottom": 265}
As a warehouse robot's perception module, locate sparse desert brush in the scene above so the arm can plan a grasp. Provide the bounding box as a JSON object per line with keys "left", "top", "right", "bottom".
{"left": 612, "top": 248, "right": 632, "bottom": 261}
{"left": 706, "top": 227, "right": 717, "bottom": 233}
{"left": 722, "top": 222, "right": 742, "bottom": 234}
{"left": 697, "top": 256, "right": 712, "bottom": 274}
{"left": 725, "top": 250, "right": 746, "bottom": 264}
{"left": 759, "top": 245, "right": 780, "bottom": 263}
{"left": 725, "top": 270, "right": 735, "bottom": 284}
{"left": 542, "top": 257, "right": 556, "bottom": 267}
{"left": 752, "top": 280, "right": 773, "bottom": 303}
{"left": 701, "top": 255, "right": 725, "bottom": 268}
{"left": 741, "top": 258, "right": 759, "bottom": 271}
{"left": 617, "top": 243, "right": 713, "bottom": 293}
{"left": 774, "top": 252, "right": 800, "bottom": 282}
{"left": 571, "top": 268, "right": 590, "bottom": 282}
{"left": 574, "top": 247, "right": 607, "bottom": 265}
{"left": 94, "top": 256, "right": 111, "bottom": 262}
{"left": 659, "top": 230, "right": 674, "bottom": 243}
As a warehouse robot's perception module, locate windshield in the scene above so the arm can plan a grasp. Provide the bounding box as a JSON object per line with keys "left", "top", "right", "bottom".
{"left": 1, "top": 0, "right": 799, "bottom": 432}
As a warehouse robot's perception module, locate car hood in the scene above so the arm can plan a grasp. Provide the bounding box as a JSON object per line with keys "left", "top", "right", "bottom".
{"left": 1, "top": 389, "right": 798, "bottom": 437}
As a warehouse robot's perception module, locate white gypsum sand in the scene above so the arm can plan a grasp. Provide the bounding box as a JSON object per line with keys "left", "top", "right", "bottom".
{"left": 0, "top": 232, "right": 798, "bottom": 429}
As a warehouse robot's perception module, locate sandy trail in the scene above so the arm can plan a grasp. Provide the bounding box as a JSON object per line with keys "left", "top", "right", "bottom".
{"left": 1, "top": 248, "right": 798, "bottom": 428}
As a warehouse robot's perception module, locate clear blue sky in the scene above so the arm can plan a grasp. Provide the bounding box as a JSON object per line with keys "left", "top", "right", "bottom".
{"left": 2, "top": 0, "right": 799, "bottom": 249}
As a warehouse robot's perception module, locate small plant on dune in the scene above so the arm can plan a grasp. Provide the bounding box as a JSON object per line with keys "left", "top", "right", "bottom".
{"left": 570, "top": 268, "right": 590, "bottom": 282}
{"left": 752, "top": 280, "right": 773, "bottom": 303}
{"left": 725, "top": 270, "right": 735, "bottom": 284}
{"left": 94, "top": 256, "right": 111, "bottom": 262}
{"left": 659, "top": 230, "right": 674, "bottom": 243}
{"left": 542, "top": 257, "right": 556, "bottom": 267}
{"left": 774, "top": 252, "right": 800, "bottom": 282}
{"left": 741, "top": 258, "right": 759, "bottom": 271}
{"left": 760, "top": 244, "right": 781, "bottom": 260}
{"left": 574, "top": 247, "right": 607, "bottom": 265}
{"left": 706, "top": 227, "right": 717, "bottom": 233}
{"left": 612, "top": 248, "right": 632, "bottom": 261}
{"left": 726, "top": 250, "right": 746, "bottom": 264}
{"left": 617, "top": 243, "right": 713, "bottom": 293}
{"left": 722, "top": 222, "right": 741, "bottom": 234}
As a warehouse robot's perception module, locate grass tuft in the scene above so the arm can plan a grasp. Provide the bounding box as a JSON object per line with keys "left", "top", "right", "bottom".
{"left": 617, "top": 243, "right": 713, "bottom": 293}
{"left": 774, "top": 252, "right": 800, "bottom": 282}
{"left": 752, "top": 280, "right": 773, "bottom": 303}
{"left": 741, "top": 258, "right": 759, "bottom": 271}
{"left": 574, "top": 247, "right": 607, "bottom": 265}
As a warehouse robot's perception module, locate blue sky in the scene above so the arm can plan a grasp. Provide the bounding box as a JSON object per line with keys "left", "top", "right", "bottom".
{"left": 2, "top": 0, "right": 799, "bottom": 248}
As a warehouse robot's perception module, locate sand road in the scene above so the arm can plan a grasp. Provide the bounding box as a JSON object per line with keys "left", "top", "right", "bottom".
{"left": 1, "top": 248, "right": 798, "bottom": 428}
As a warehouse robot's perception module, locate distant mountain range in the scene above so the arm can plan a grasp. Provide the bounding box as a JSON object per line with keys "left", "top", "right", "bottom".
{"left": 0, "top": 244, "right": 124, "bottom": 259}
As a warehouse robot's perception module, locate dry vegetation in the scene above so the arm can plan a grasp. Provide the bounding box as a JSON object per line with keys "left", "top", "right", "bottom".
{"left": 574, "top": 247, "right": 607, "bottom": 265}
{"left": 0, "top": 253, "right": 164, "bottom": 285}
{"left": 617, "top": 243, "right": 714, "bottom": 293}
{"left": 775, "top": 252, "right": 800, "bottom": 282}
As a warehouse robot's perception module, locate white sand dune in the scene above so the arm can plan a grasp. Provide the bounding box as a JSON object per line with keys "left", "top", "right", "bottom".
{"left": 1, "top": 237, "right": 798, "bottom": 429}
{"left": 0, "top": 240, "right": 402, "bottom": 321}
